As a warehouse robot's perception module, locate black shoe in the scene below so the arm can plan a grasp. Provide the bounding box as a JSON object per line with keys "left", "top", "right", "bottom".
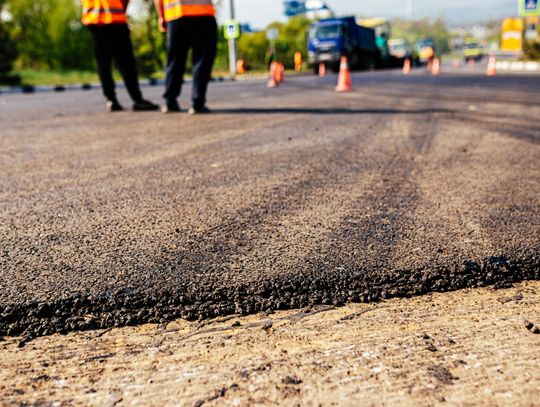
{"left": 161, "top": 100, "right": 181, "bottom": 113}
{"left": 188, "top": 106, "right": 211, "bottom": 115}
{"left": 106, "top": 100, "right": 124, "bottom": 112}
{"left": 133, "top": 99, "right": 159, "bottom": 111}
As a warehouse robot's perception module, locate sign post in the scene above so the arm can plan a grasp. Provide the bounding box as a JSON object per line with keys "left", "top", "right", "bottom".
{"left": 266, "top": 28, "right": 279, "bottom": 61}
{"left": 525, "top": 15, "right": 539, "bottom": 40}
{"left": 227, "top": 0, "right": 238, "bottom": 76}
{"left": 406, "top": 0, "right": 413, "bottom": 20}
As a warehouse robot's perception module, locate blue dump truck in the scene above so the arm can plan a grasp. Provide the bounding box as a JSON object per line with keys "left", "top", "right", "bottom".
{"left": 308, "top": 17, "right": 377, "bottom": 73}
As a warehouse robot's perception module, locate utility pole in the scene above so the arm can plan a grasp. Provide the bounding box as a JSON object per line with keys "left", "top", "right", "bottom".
{"left": 228, "top": 0, "right": 238, "bottom": 76}
{"left": 406, "top": 0, "right": 413, "bottom": 20}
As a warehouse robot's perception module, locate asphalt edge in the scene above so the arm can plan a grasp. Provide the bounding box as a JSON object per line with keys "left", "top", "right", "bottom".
{"left": 1, "top": 252, "right": 538, "bottom": 346}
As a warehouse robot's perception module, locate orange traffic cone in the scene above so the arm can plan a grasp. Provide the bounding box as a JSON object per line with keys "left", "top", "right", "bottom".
{"left": 267, "top": 61, "right": 278, "bottom": 88}
{"left": 403, "top": 58, "right": 411, "bottom": 75}
{"left": 236, "top": 59, "right": 247, "bottom": 75}
{"left": 294, "top": 51, "right": 303, "bottom": 72}
{"left": 277, "top": 62, "right": 285, "bottom": 83}
{"left": 431, "top": 58, "right": 441, "bottom": 76}
{"left": 319, "top": 63, "right": 326, "bottom": 77}
{"left": 427, "top": 59, "right": 433, "bottom": 73}
{"left": 486, "top": 56, "right": 497, "bottom": 76}
{"left": 468, "top": 58, "right": 475, "bottom": 66}
{"left": 335, "top": 56, "right": 352, "bottom": 92}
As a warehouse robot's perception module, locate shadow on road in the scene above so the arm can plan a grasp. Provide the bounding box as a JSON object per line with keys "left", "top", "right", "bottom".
{"left": 212, "top": 108, "right": 454, "bottom": 115}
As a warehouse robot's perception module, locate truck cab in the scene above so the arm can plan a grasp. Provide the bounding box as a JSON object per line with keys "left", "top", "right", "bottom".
{"left": 414, "top": 38, "right": 436, "bottom": 65}
{"left": 308, "top": 17, "right": 377, "bottom": 73}
{"left": 388, "top": 38, "right": 415, "bottom": 65}
{"left": 308, "top": 19, "right": 344, "bottom": 72}
{"left": 463, "top": 40, "right": 484, "bottom": 63}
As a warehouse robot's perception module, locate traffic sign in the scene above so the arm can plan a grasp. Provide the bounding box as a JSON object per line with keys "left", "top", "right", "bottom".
{"left": 266, "top": 28, "right": 279, "bottom": 41}
{"left": 284, "top": 0, "right": 306, "bottom": 17}
{"left": 519, "top": 0, "right": 540, "bottom": 16}
{"left": 501, "top": 18, "right": 524, "bottom": 52}
{"left": 224, "top": 20, "right": 240, "bottom": 40}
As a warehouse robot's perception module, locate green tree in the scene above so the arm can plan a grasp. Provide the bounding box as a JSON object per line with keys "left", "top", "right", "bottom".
{"left": 0, "top": 0, "right": 17, "bottom": 80}
{"left": 523, "top": 22, "right": 540, "bottom": 61}
{"left": 524, "top": 40, "right": 540, "bottom": 60}
{"left": 391, "top": 18, "right": 450, "bottom": 54}
{"left": 130, "top": 0, "right": 166, "bottom": 78}
{"left": 237, "top": 31, "right": 269, "bottom": 70}
{"left": 277, "top": 16, "right": 311, "bottom": 67}
{"left": 236, "top": 16, "right": 311, "bottom": 71}
{"left": 8, "top": 0, "right": 93, "bottom": 70}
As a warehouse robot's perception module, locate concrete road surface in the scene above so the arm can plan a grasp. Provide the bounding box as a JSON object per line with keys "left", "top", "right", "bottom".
{"left": 1, "top": 70, "right": 539, "bottom": 341}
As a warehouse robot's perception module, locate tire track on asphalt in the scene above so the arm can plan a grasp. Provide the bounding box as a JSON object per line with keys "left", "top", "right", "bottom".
{"left": 0, "top": 97, "right": 403, "bottom": 338}
{"left": 441, "top": 113, "right": 540, "bottom": 144}
{"left": 247, "top": 99, "right": 539, "bottom": 305}
{"left": 288, "top": 100, "right": 431, "bottom": 303}
{"left": 1, "top": 78, "right": 539, "bottom": 341}
{"left": 287, "top": 76, "right": 540, "bottom": 107}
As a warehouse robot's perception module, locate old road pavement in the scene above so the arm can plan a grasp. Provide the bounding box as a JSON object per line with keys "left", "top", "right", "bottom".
{"left": 1, "top": 70, "right": 539, "bottom": 341}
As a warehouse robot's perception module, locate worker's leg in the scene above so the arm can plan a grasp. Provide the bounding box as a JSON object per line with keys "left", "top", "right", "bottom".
{"left": 88, "top": 25, "right": 116, "bottom": 102}
{"left": 163, "top": 18, "right": 191, "bottom": 104}
{"left": 191, "top": 16, "right": 217, "bottom": 109}
{"left": 109, "top": 24, "right": 144, "bottom": 103}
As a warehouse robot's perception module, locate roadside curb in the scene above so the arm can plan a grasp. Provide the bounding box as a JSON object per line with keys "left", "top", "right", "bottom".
{"left": 0, "top": 76, "right": 234, "bottom": 95}
{"left": 495, "top": 61, "right": 540, "bottom": 72}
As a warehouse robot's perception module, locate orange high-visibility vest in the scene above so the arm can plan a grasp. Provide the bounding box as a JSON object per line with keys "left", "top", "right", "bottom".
{"left": 81, "top": 0, "right": 128, "bottom": 26}
{"left": 163, "top": 0, "right": 215, "bottom": 23}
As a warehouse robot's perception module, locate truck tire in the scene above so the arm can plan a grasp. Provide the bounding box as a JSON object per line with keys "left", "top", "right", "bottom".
{"left": 364, "top": 54, "right": 376, "bottom": 71}
{"left": 349, "top": 54, "right": 360, "bottom": 71}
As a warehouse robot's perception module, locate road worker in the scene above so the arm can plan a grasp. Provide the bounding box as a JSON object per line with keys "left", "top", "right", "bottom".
{"left": 154, "top": 0, "right": 217, "bottom": 114}
{"left": 81, "top": 0, "right": 159, "bottom": 112}
{"left": 294, "top": 51, "right": 303, "bottom": 72}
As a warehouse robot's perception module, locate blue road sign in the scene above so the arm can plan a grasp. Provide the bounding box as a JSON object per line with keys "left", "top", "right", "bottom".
{"left": 224, "top": 20, "right": 240, "bottom": 40}
{"left": 519, "top": 0, "right": 540, "bottom": 16}
{"left": 526, "top": 0, "right": 538, "bottom": 10}
{"left": 284, "top": 0, "right": 306, "bottom": 17}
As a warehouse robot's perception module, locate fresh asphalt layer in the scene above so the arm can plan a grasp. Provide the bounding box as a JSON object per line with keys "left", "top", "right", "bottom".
{"left": 1, "top": 69, "right": 539, "bottom": 341}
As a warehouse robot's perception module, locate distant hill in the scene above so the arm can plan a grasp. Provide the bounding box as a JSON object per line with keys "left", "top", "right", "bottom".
{"left": 331, "top": 0, "right": 518, "bottom": 25}
{"left": 425, "top": 2, "right": 517, "bottom": 24}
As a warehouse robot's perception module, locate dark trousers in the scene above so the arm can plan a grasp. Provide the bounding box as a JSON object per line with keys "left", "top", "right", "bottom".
{"left": 164, "top": 16, "right": 217, "bottom": 108}
{"left": 88, "top": 24, "right": 143, "bottom": 103}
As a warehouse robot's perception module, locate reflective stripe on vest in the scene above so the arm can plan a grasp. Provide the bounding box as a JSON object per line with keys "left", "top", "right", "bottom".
{"left": 81, "top": 0, "right": 127, "bottom": 25}
{"left": 163, "top": 0, "right": 215, "bottom": 22}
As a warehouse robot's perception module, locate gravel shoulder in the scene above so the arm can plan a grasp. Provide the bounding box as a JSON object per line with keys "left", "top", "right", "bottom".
{"left": 1, "top": 281, "right": 539, "bottom": 406}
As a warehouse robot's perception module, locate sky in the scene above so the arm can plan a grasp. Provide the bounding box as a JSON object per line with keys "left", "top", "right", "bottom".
{"left": 218, "top": 0, "right": 518, "bottom": 28}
